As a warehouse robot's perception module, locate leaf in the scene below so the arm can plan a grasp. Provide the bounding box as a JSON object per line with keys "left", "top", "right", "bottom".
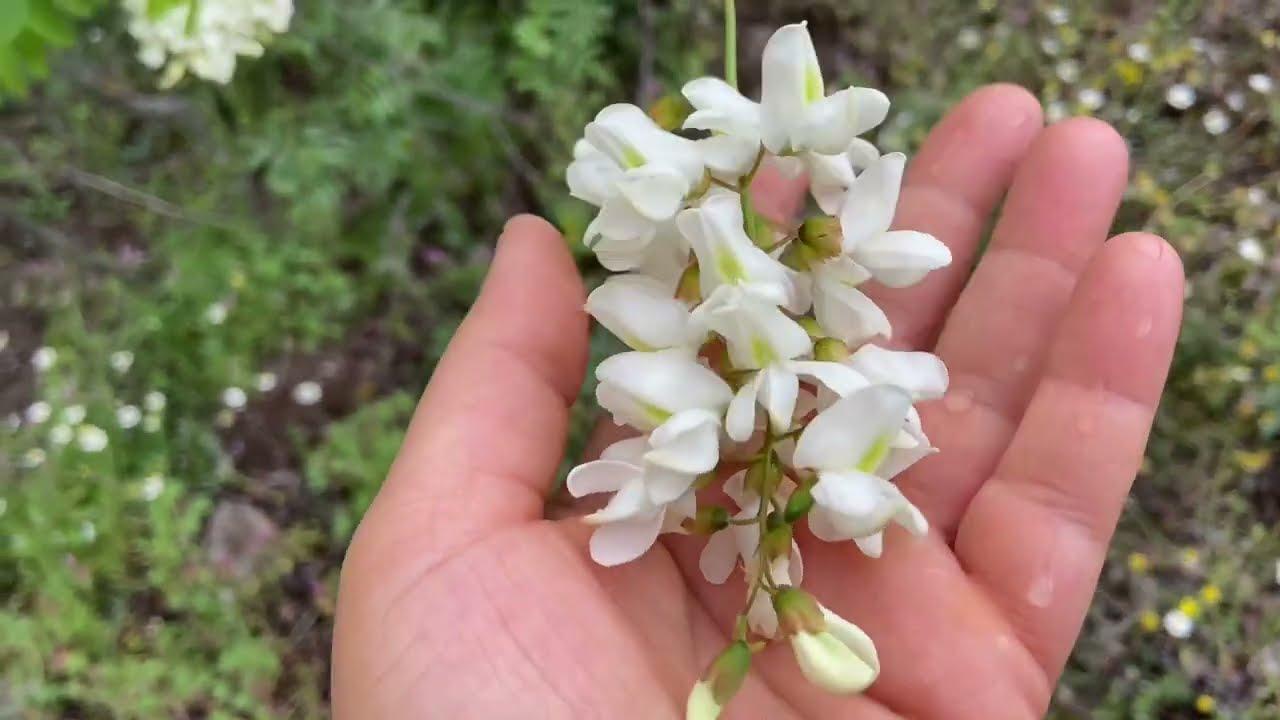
{"left": 0, "top": 0, "right": 31, "bottom": 45}
{"left": 0, "top": 42, "right": 30, "bottom": 97}
{"left": 27, "top": 0, "right": 76, "bottom": 48}
{"left": 52, "top": 0, "right": 99, "bottom": 18}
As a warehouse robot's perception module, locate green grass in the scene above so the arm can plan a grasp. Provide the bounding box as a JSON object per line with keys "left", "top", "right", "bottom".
{"left": 2, "top": 1, "right": 1278, "bottom": 717}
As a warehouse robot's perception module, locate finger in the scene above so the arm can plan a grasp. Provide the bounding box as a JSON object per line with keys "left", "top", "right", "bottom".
{"left": 954, "top": 232, "right": 1184, "bottom": 679}
{"left": 750, "top": 157, "right": 809, "bottom": 225}
{"left": 901, "top": 118, "right": 1131, "bottom": 538}
{"left": 868, "top": 83, "right": 1044, "bottom": 348}
{"left": 377, "top": 215, "right": 588, "bottom": 540}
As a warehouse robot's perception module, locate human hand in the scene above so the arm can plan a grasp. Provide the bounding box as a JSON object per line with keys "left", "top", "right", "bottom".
{"left": 331, "top": 84, "right": 1184, "bottom": 719}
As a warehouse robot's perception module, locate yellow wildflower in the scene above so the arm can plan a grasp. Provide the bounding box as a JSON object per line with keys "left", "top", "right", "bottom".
{"left": 1194, "top": 694, "right": 1216, "bottom": 714}
{"left": 1235, "top": 450, "right": 1273, "bottom": 473}
{"left": 1178, "top": 596, "right": 1202, "bottom": 620}
{"left": 1200, "top": 584, "right": 1222, "bottom": 605}
{"left": 1128, "top": 552, "right": 1150, "bottom": 574}
{"left": 1139, "top": 610, "right": 1160, "bottom": 632}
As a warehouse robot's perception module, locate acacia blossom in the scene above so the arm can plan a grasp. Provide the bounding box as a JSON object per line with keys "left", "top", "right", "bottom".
{"left": 564, "top": 20, "right": 953, "bottom": 717}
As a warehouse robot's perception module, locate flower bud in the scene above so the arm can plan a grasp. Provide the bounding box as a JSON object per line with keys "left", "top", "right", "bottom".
{"left": 788, "top": 607, "right": 880, "bottom": 695}
{"left": 685, "top": 505, "right": 730, "bottom": 535}
{"left": 744, "top": 455, "right": 782, "bottom": 497}
{"left": 649, "top": 93, "right": 693, "bottom": 131}
{"left": 677, "top": 263, "right": 702, "bottom": 305}
{"left": 686, "top": 641, "right": 752, "bottom": 719}
{"left": 760, "top": 520, "right": 793, "bottom": 561}
{"left": 772, "top": 586, "right": 825, "bottom": 636}
{"left": 813, "top": 337, "right": 850, "bottom": 362}
{"left": 797, "top": 216, "right": 844, "bottom": 258}
{"left": 783, "top": 484, "right": 814, "bottom": 522}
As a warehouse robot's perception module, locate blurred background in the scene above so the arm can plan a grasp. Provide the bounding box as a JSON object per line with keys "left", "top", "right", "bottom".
{"left": 1, "top": 0, "right": 1277, "bottom": 717}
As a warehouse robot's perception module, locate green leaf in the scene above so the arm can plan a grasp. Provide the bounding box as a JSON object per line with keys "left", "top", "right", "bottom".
{"left": 27, "top": 0, "right": 76, "bottom": 47}
{"left": 0, "top": 42, "right": 30, "bottom": 97}
{"left": 52, "top": 0, "right": 99, "bottom": 18}
{"left": 0, "top": 0, "right": 31, "bottom": 45}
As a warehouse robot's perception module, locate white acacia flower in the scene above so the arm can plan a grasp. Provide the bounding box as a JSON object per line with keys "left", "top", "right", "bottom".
{"left": 775, "top": 593, "right": 880, "bottom": 694}
{"left": 793, "top": 385, "right": 930, "bottom": 556}
{"left": 571, "top": 105, "right": 705, "bottom": 272}
{"left": 109, "top": 350, "right": 135, "bottom": 374}
{"left": 31, "top": 347, "right": 57, "bottom": 372}
{"left": 292, "top": 381, "right": 323, "bottom": 406}
{"left": 586, "top": 274, "right": 701, "bottom": 351}
{"left": 567, "top": 437, "right": 697, "bottom": 566}
{"left": 595, "top": 348, "right": 733, "bottom": 433}
{"left": 700, "top": 472, "right": 805, "bottom": 636}
{"left": 116, "top": 405, "right": 142, "bottom": 430}
{"left": 760, "top": 23, "right": 889, "bottom": 158}
{"left": 76, "top": 424, "right": 109, "bottom": 453}
{"left": 679, "top": 192, "right": 802, "bottom": 311}
{"left": 25, "top": 401, "right": 52, "bottom": 425}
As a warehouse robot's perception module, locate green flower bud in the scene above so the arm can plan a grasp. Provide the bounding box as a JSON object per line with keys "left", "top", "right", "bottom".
{"left": 744, "top": 454, "right": 782, "bottom": 497}
{"left": 813, "top": 337, "right": 850, "bottom": 362}
{"left": 784, "top": 484, "right": 815, "bottom": 523}
{"left": 773, "top": 586, "right": 827, "bottom": 637}
{"left": 700, "top": 641, "right": 752, "bottom": 708}
{"left": 685, "top": 505, "right": 731, "bottom": 535}
{"left": 760, "top": 520, "right": 793, "bottom": 561}
{"left": 781, "top": 239, "right": 820, "bottom": 272}
{"left": 798, "top": 216, "right": 844, "bottom": 258}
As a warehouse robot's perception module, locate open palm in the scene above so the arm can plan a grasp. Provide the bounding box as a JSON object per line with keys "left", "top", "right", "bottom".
{"left": 332, "top": 85, "right": 1184, "bottom": 719}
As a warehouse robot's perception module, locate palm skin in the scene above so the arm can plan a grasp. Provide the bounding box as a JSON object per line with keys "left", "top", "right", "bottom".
{"left": 331, "top": 85, "right": 1185, "bottom": 719}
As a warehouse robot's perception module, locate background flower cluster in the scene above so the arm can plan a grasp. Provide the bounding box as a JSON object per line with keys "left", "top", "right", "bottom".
{"left": 0, "top": 1, "right": 1277, "bottom": 718}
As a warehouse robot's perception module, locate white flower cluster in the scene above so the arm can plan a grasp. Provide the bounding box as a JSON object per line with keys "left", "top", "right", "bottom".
{"left": 565, "top": 23, "right": 952, "bottom": 716}
{"left": 123, "top": 0, "right": 293, "bottom": 87}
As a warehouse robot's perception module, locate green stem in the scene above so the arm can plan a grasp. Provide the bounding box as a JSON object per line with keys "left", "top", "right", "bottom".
{"left": 725, "top": 0, "right": 738, "bottom": 90}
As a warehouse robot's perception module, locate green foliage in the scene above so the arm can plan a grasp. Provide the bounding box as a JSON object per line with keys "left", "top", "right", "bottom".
{"left": 0, "top": 0, "right": 103, "bottom": 97}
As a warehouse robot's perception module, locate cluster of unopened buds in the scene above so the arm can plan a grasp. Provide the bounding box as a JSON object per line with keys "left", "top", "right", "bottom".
{"left": 566, "top": 21, "right": 953, "bottom": 718}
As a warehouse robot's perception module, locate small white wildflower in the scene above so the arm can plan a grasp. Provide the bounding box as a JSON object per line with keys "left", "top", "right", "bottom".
{"left": 1077, "top": 88, "right": 1105, "bottom": 111}
{"left": 1247, "top": 187, "right": 1268, "bottom": 205}
{"left": 1046, "top": 100, "right": 1069, "bottom": 123}
{"left": 81, "top": 520, "right": 97, "bottom": 543}
{"left": 1226, "top": 91, "right": 1245, "bottom": 112}
{"left": 62, "top": 404, "right": 86, "bottom": 425}
{"left": 255, "top": 372, "right": 278, "bottom": 392}
{"left": 1188, "top": 37, "right": 1208, "bottom": 54}
{"left": 24, "top": 401, "right": 52, "bottom": 425}
{"left": 221, "top": 386, "right": 248, "bottom": 410}
{"left": 292, "top": 381, "right": 323, "bottom": 406}
{"left": 143, "top": 414, "right": 162, "bottom": 433}
{"left": 1125, "top": 108, "right": 1143, "bottom": 124}
{"left": 143, "top": 391, "right": 167, "bottom": 413}
{"left": 0, "top": 330, "right": 8, "bottom": 352}
{"left": 1127, "top": 42, "right": 1151, "bottom": 63}
{"left": 49, "top": 424, "right": 73, "bottom": 445}
{"left": 1045, "top": 5, "right": 1069, "bottom": 25}
{"left": 1248, "top": 73, "right": 1274, "bottom": 94}
{"left": 109, "top": 350, "right": 135, "bottom": 374}
{"left": 122, "top": 0, "right": 294, "bottom": 86}
{"left": 1163, "top": 609, "right": 1194, "bottom": 638}
{"left": 140, "top": 474, "right": 165, "bottom": 502}
{"left": 204, "top": 302, "right": 228, "bottom": 325}
{"left": 1055, "top": 59, "right": 1080, "bottom": 84}
{"left": 4, "top": 413, "right": 19, "bottom": 431}
{"left": 31, "top": 346, "right": 57, "bottom": 372}
{"left": 1040, "top": 37, "right": 1061, "bottom": 56}
{"left": 1238, "top": 237, "right": 1267, "bottom": 265}
{"left": 76, "top": 425, "right": 109, "bottom": 453}
{"left": 1203, "top": 108, "right": 1231, "bottom": 136}
{"left": 956, "top": 27, "right": 981, "bottom": 51}
{"left": 21, "top": 447, "right": 46, "bottom": 468}
{"left": 1165, "top": 83, "right": 1196, "bottom": 110}
{"left": 116, "top": 405, "right": 142, "bottom": 429}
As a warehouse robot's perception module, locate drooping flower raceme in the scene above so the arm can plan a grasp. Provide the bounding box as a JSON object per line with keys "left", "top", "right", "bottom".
{"left": 123, "top": 0, "right": 293, "bottom": 87}
{"left": 564, "top": 19, "right": 952, "bottom": 718}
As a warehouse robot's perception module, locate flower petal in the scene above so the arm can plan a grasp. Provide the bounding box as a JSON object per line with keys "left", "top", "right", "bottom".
{"left": 617, "top": 165, "right": 691, "bottom": 221}
{"left": 852, "top": 230, "right": 952, "bottom": 288}
{"left": 584, "top": 478, "right": 653, "bottom": 524}
{"left": 789, "top": 360, "right": 869, "bottom": 398}
{"left": 759, "top": 365, "right": 800, "bottom": 434}
{"left": 596, "top": 349, "right": 733, "bottom": 431}
{"left": 812, "top": 273, "right": 892, "bottom": 345}
{"left": 566, "top": 459, "right": 641, "bottom": 498}
{"left": 700, "top": 528, "right": 740, "bottom": 584}
{"left": 806, "top": 151, "right": 856, "bottom": 215}
{"left": 760, "top": 23, "right": 822, "bottom": 153}
{"left": 821, "top": 606, "right": 881, "bottom": 676}
{"left": 793, "top": 385, "right": 912, "bottom": 471}
{"left": 839, "top": 152, "right": 906, "bottom": 251}
{"left": 567, "top": 139, "right": 622, "bottom": 206}
{"left": 646, "top": 408, "right": 722, "bottom": 475}
{"left": 682, "top": 76, "right": 761, "bottom": 137}
{"left": 600, "top": 436, "right": 648, "bottom": 464}
{"left": 846, "top": 344, "right": 949, "bottom": 400}
{"left": 588, "top": 511, "right": 664, "bottom": 566}
{"left": 726, "top": 376, "right": 762, "bottom": 443}
{"left": 697, "top": 134, "right": 762, "bottom": 180}
{"left": 586, "top": 274, "right": 695, "bottom": 351}
{"left": 853, "top": 531, "right": 884, "bottom": 558}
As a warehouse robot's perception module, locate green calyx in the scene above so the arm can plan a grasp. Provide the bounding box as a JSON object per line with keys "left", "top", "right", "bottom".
{"left": 813, "top": 337, "right": 850, "bottom": 362}
{"left": 797, "top": 216, "right": 844, "bottom": 258}
{"left": 773, "top": 586, "right": 826, "bottom": 637}
{"left": 706, "top": 640, "right": 752, "bottom": 704}
{"left": 783, "top": 484, "right": 814, "bottom": 523}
